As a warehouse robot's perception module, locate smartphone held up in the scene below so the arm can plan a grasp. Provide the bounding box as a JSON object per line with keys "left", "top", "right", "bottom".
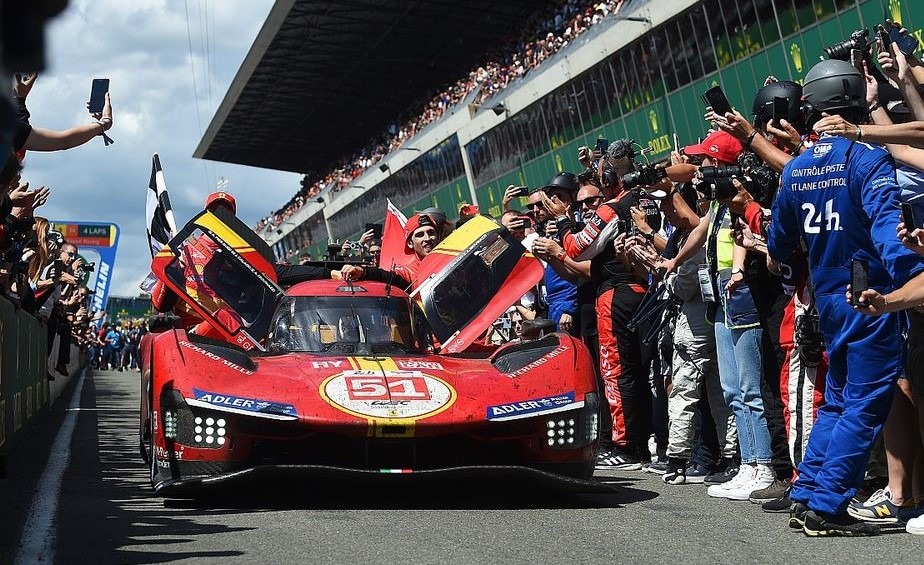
{"left": 702, "top": 85, "right": 733, "bottom": 117}
{"left": 88, "top": 78, "right": 109, "bottom": 114}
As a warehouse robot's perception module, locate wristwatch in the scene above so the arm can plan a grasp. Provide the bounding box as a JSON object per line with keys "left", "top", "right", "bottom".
{"left": 731, "top": 267, "right": 744, "bottom": 276}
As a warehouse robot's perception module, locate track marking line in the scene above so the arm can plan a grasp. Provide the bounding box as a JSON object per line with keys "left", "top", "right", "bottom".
{"left": 15, "top": 371, "right": 87, "bottom": 565}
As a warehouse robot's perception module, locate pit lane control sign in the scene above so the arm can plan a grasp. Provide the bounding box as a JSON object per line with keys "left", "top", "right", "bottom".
{"left": 321, "top": 370, "right": 456, "bottom": 420}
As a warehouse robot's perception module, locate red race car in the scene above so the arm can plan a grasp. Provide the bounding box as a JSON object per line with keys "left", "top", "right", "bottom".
{"left": 139, "top": 208, "right": 601, "bottom": 497}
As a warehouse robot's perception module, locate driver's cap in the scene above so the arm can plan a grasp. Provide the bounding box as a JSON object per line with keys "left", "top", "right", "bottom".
{"left": 205, "top": 191, "right": 237, "bottom": 214}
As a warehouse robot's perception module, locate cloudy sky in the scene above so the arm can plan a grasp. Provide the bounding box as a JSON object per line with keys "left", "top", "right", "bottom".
{"left": 24, "top": 0, "right": 298, "bottom": 298}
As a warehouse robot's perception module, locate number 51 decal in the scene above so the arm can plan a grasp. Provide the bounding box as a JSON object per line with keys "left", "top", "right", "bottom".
{"left": 345, "top": 375, "right": 432, "bottom": 401}
{"left": 802, "top": 198, "right": 842, "bottom": 234}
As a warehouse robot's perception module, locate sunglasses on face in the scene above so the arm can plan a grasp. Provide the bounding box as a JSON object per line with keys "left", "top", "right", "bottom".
{"left": 576, "top": 195, "right": 603, "bottom": 207}
{"left": 63, "top": 251, "right": 76, "bottom": 257}
{"left": 528, "top": 202, "right": 544, "bottom": 210}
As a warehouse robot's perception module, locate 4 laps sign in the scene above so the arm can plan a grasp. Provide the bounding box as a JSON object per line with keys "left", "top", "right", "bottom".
{"left": 321, "top": 370, "right": 455, "bottom": 420}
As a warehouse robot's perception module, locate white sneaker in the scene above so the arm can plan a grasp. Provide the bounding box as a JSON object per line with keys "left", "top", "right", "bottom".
{"left": 707, "top": 464, "right": 756, "bottom": 498}
{"left": 720, "top": 464, "right": 775, "bottom": 501}
{"left": 908, "top": 514, "right": 924, "bottom": 535}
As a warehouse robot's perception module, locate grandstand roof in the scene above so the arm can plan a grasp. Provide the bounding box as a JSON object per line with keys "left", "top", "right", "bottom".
{"left": 194, "top": 0, "right": 554, "bottom": 174}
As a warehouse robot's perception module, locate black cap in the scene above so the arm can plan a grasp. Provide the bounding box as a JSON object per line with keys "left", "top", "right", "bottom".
{"left": 541, "top": 172, "right": 580, "bottom": 195}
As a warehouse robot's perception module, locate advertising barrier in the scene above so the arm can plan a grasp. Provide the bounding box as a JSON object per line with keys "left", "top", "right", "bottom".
{"left": 0, "top": 297, "right": 50, "bottom": 474}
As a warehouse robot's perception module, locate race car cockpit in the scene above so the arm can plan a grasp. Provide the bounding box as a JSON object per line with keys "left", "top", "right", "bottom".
{"left": 267, "top": 295, "right": 432, "bottom": 355}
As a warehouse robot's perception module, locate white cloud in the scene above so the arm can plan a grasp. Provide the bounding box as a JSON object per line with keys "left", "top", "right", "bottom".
{"left": 24, "top": 0, "right": 299, "bottom": 298}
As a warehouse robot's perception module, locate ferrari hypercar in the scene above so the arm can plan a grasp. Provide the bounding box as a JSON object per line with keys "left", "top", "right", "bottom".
{"left": 139, "top": 208, "right": 601, "bottom": 496}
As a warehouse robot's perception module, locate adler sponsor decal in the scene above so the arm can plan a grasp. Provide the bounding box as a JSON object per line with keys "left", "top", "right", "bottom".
{"left": 486, "top": 391, "right": 583, "bottom": 421}
{"left": 188, "top": 388, "right": 297, "bottom": 419}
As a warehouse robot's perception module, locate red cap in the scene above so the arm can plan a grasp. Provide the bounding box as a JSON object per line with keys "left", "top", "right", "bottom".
{"left": 683, "top": 131, "right": 742, "bottom": 165}
{"left": 205, "top": 191, "right": 236, "bottom": 214}
{"left": 458, "top": 204, "right": 480, "bottom": 217}
{"left": 404, "top": 213, "right": 436, "bottom": 242}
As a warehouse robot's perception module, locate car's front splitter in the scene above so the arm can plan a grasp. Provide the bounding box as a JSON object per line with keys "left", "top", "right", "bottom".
{"left": 155, "top": 463, "right": 613, "bottom": 498}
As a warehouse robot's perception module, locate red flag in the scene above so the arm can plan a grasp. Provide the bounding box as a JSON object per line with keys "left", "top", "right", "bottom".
{"left": 379, "top": 198, "right": 413, "bottom": 268}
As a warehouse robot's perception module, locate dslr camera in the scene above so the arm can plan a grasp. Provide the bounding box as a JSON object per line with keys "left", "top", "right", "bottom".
{"left": 697, "top": 165, "right": 743, "bottom": 201}
{"left": 698, "top": 151, "right": 780, "bottom": 206}
{"left": 823, "top": 28, "right": 870, "bottom": 60}
{"left": 75, "top": 261, "right": 96, "bottom": 280}
{"left": 621, "top": 163, "right": 667, "bottom": 191}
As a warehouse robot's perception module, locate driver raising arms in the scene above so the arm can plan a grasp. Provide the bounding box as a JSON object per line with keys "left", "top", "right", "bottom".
{"left": 341, "top": 212, "right": 444, "bottom": 290}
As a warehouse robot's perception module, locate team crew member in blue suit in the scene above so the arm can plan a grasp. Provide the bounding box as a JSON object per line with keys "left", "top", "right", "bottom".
{"left": 767, "top": 59, "right": 924, "bottom": 537}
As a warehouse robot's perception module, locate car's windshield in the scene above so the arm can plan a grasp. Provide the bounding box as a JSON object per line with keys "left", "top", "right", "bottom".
{"left": 267, "top": 295, "right": 429, "bottom": 354}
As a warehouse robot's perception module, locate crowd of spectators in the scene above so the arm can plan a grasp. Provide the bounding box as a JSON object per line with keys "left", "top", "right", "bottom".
{"left": 337, "top": 18, "right": 924, "bottom": 538}
{"left": 0, "top": 72, "right": 114, "bottom": 379}
{"left": 84, "top": 319, "right": 145, "bottom": 372}
{"left": 256, "top": 0, "right": 635, "bottom": 234}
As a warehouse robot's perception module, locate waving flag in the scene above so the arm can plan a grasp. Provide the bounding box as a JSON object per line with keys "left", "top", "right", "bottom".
{"left": 379, "top": 198, "right": 411, "bottom": 268}
{"left": 141, "top": 154, "right": 178, "bottom": 292}
{"left": 146, "top": 153, "right": 177, "bottom": 256}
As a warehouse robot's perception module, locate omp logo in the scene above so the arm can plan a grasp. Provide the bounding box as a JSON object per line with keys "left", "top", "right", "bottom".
{"left": 812, "top": 144, "right": 831, "bottom": 157}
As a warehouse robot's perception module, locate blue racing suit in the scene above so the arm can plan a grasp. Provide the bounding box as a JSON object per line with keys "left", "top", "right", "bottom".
{"left": 768, "top": 134, "right": 924, "bottom": 515}
{"left": 544, "top": 263, "right": 578, "bottom": 334}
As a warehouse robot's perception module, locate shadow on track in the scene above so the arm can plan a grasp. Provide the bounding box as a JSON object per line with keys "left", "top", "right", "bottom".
{"left": 55, "top": 370, "right": 254, "bottom": 564}
{"left": 160, "top": 473, "right": 658, "bottom": 511}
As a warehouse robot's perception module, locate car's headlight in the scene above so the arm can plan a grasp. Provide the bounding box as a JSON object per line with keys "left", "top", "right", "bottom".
{"left": 160, "top": 389, "right": 229, "bottom": 449}
{"left": 544, "top": 392, "right": 598, "bottom": 450}
{"left": 193, "top": 415, "right": 228, "bottom": 446}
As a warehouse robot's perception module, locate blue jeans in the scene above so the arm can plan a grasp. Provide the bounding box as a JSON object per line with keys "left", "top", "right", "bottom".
{"left": 714, "top": 321, "right": 772, "bottom": 464}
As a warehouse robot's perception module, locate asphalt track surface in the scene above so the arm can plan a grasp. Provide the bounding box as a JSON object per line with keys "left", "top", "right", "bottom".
{"left": 2, "top": 368, "right": 924, "bottom": 564}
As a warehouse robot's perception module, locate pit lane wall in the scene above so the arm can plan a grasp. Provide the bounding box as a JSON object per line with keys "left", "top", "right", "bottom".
{"left": 0, "top": 296, "right": 50, "bottom": 473}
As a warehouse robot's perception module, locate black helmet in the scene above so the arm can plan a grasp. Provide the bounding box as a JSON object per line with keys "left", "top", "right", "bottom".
{"left": 752, "top": 80, "right": 804, "bottom": 131}
{"left": 542, "top": 172, "right": 579, "bottom": 195}
{"left": 802, "top": 59, "right": 866, "bottom": 118}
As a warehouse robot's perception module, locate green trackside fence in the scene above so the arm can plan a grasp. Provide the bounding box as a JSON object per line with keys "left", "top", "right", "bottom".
{"left": 0, "top": 296, "right": 50, "bottom": 473}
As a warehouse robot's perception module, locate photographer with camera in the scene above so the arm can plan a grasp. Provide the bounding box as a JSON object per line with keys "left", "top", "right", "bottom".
{"left": 701, "top": 84, "right": 816, "bottom": 507}
{"left": 629, "top": 171, "right": 739, "bottom": 485}
{"left": 543, "top": 139, "right": 660, "bottom": 471}
{"left": 36, "top": 240, "right": 82, "bottom": 377}
{"left": 766, "top": 57, "right": 924, "bottom": 536}
{"left": 657, "top": 130, "right": 777, "bottom": 499}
